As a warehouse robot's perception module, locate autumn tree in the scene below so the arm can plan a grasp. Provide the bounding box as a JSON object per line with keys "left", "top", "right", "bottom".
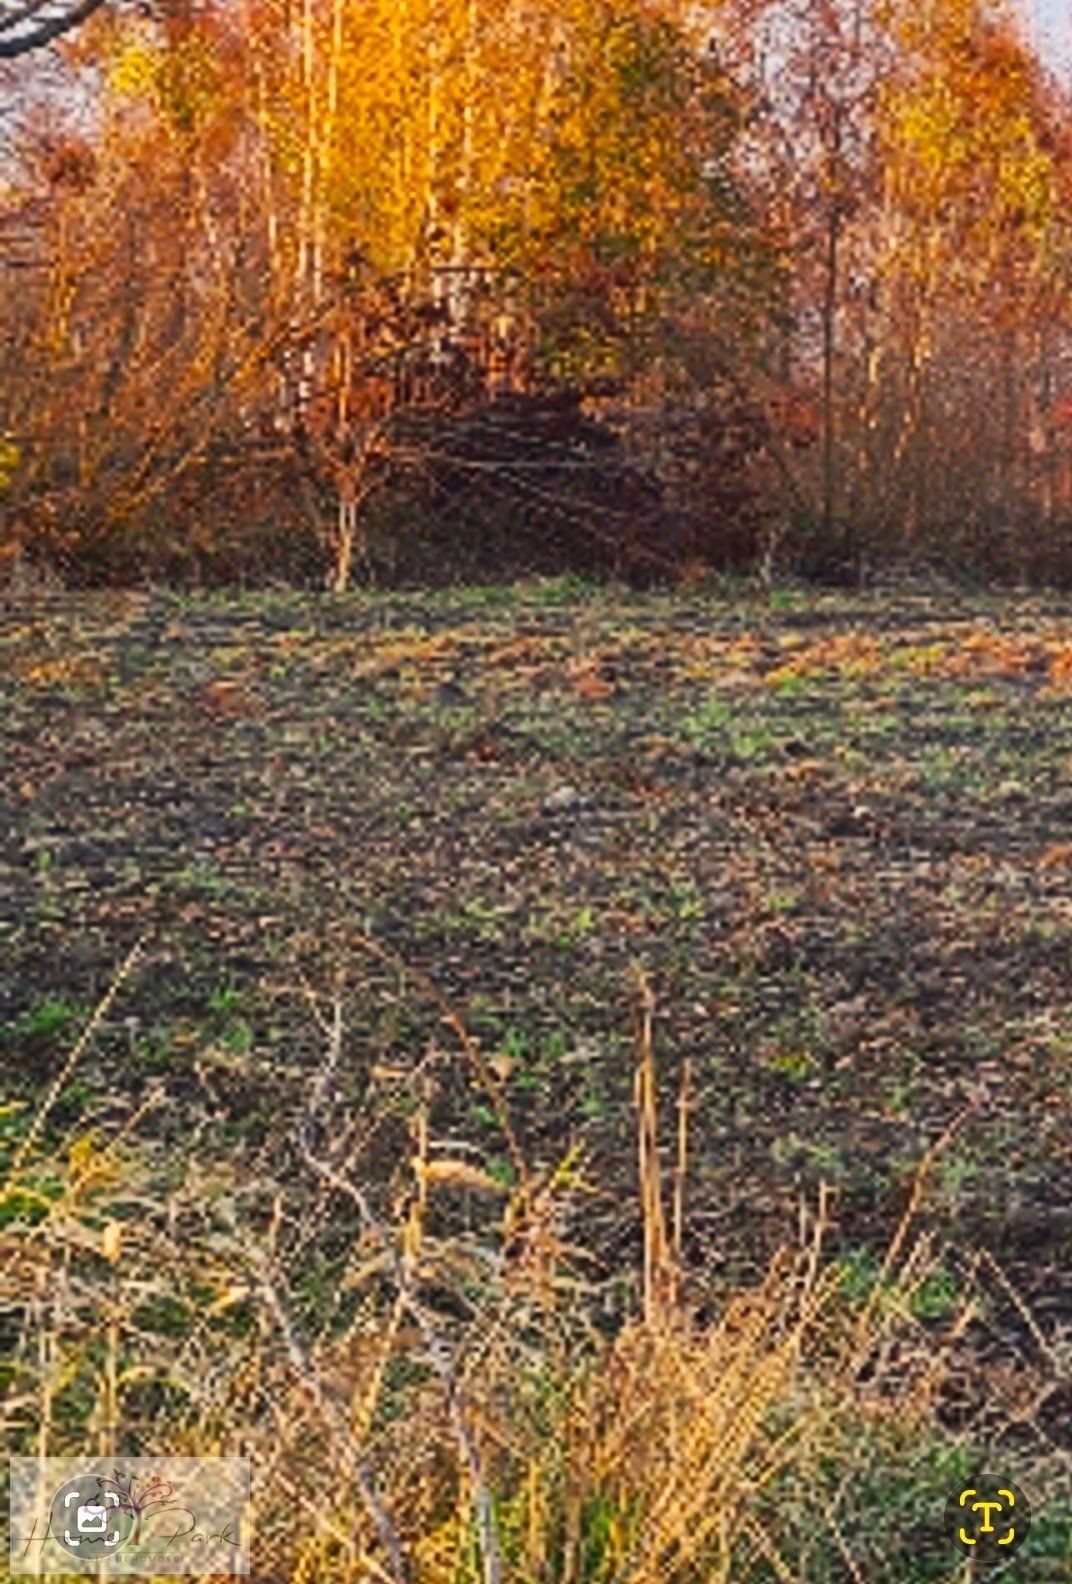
{"left": 2, "top": 0, "right": 777, "bottom": 587}
{"left": 0, "top": 3, "right": 292, "bottom": 581}
{"left": 707, "top": 0, "right": 1072, "bottom": 582}
{"left": 705, "top": 0, "right": 922, "bottom": 576}
{"left": 868, "top": 0, "right": 1072, "bottom": 571}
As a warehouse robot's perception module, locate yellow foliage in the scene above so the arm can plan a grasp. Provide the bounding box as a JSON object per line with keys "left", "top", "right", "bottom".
{"left": 765, "top": 633, "right": 884, "bottom": 687}
{"left": 68, "top": 1133, "right": 98, "bottom": 1177}
{"left": 877, "top": 0, "right": 1069, "bottom": 314}
{"left": 0, "top": 435, "right": 19, "bottom": 489}
{"left": 108, "top": 38, "right": 158, "bottom": 100}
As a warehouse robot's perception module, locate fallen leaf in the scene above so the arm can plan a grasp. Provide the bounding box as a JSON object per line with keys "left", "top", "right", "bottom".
{"left": 414, "top": 1158, "right": 509, "bottom": 1194}
{"left": 1039, "top": 844, "right": 1072, "bottom": 870}
{"left": 570, "top": 665, "right": 614, "bottom": 700}
{"left": 206, "top": 1284, "right": 252, "bottom": 1314}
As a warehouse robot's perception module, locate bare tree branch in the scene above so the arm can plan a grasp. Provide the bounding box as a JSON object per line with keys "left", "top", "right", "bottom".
{"left": 0, "top": 0, "right": 108, "bottom": 59}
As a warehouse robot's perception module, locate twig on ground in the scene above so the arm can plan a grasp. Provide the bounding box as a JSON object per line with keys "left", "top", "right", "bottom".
{"left": 285, "top": 970, "right": 504, "bottom": 1584}
{"left": 11, "top": 933, "right": 147, "bottom": 1176}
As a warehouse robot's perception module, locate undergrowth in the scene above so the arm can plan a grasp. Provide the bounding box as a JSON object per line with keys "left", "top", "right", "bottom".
{"left": 1, "top": 936, "right": 1067, "bottom": 1582}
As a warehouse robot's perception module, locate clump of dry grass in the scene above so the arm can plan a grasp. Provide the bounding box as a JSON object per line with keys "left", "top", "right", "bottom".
{"left": 2, "top": 941, "right": 1066, "bottom": 1583}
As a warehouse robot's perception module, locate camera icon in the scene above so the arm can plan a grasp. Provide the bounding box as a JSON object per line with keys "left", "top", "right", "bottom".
{"left": 72, "top": 1496, "right": 121, "bottom": 1543}
{"left": 51, "top": 1477, "right": 134, "bottom": 1559}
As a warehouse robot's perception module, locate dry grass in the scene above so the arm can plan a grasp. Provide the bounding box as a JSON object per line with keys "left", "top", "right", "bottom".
{"left": 2, "top": 943, "right": 1067, "bottom": 1583}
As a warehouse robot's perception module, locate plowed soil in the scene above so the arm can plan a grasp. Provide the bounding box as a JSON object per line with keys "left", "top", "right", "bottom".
{"left": 4, "top": 579, "right": 1072, "bottom": 1446}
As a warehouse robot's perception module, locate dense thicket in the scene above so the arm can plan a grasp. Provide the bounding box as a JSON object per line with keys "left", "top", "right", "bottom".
{"left": 2, "top": 0, "right": 1071, "bottom": 588}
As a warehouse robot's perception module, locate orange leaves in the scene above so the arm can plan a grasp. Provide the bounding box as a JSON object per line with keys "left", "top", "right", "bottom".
{"left": 321, "top": 622, "right": 625, "bottom": 702}
{"left": 337, "top": 620, "right": 1072, "bottom": 703}
{"left": 951, "top": 630, "right": 1047, "bottom": 676}
{"left": 192, "top": 677, "right": 258, "bottom": 719}
{"left": 349, "top": 629, "right": 467, "bottom": 681}
{"left": 765, "top": 633, "right": 882, "bottom": 688}
{"left": 17, "top": 653, "right": 107, "bottom": 689}
{"left": 568, "top": 656, "right": 615, "bottom": 701}
{"left": 674, "top": 631, "right": 761, "bottom": 683}
{"left": 413, "top": 1157, "right": 510, "bottom": 1195}
{"left": 1038, "top": 844, "right": 1072, "bottom": 872}
{"left": 757, "top": 624, "right": 1072, "bottom": 692}
{"left": 482, "top": 634, "right": 558, "bottom": 668}
{"left": 1047, "top": 644, "right": 1072, "bottom": 687}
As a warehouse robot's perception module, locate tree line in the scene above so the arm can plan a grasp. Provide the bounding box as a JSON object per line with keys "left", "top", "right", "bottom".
{"left": 1, "top": 0, "right": 1071, "bottom": 590}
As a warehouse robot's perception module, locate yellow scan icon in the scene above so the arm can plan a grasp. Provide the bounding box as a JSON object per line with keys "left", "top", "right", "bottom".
{"left": 955, "top": 1483, "right": 1019, "bottom": 1550}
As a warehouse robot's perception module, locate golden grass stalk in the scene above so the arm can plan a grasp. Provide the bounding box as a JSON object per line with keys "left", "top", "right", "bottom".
{"left": 5, "top": 939, "right": 1047, "bottom": 1584}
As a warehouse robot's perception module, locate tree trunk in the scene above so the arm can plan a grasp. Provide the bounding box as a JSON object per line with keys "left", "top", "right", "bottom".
{"left": 330, "top": 493, "right": 360, "bottom": 593}
{"left": 821, "top": 197, "right": 840, "bottom": 554}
